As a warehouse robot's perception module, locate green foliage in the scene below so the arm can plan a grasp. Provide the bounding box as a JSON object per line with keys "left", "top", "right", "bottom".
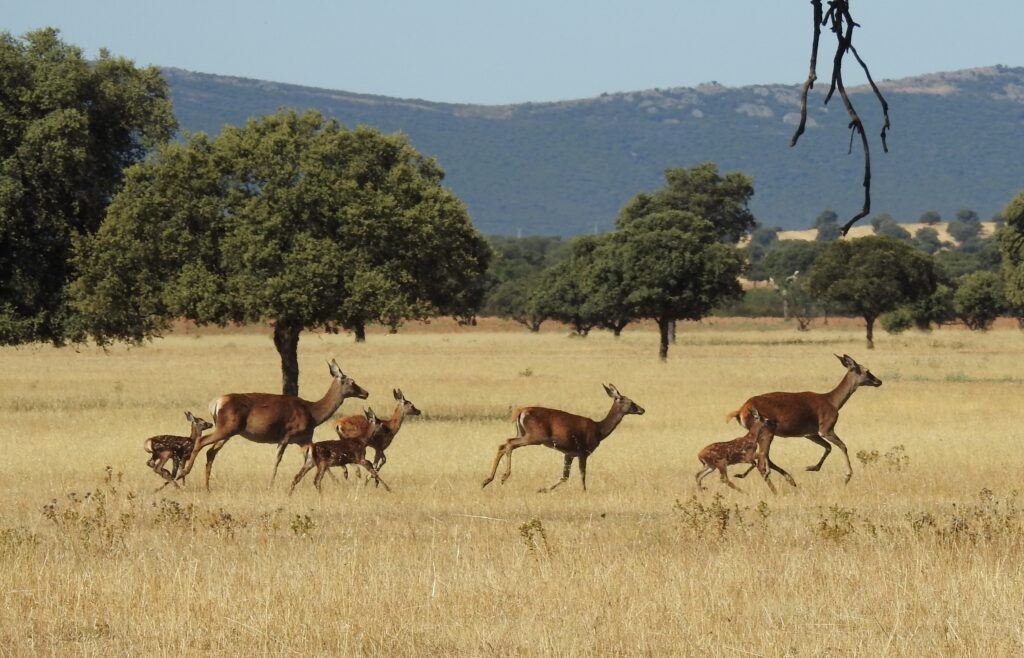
{"left": 814, "top": 210, "right": 843, "bottom": 242}
{"left": 953, "top": 271, "right": 1007, "bottom": 330}
{"left": 481, "top": 236, "right": 566, "bottom": 330}
{"left": 919, "top": 210, "right": 942, "bottom": 225}
{"left": 955, "top": 207, "right": 980, "bottom": 223}
{"left": 1001, "top": 192, "right": 1024, "bottom": 316}
{"left": 880, "top": 307, "right": 914, "bottom": 334}
{"left": 760, "top": 240, "right": 825, "bottom": 285}
{"left": 808, "top": 236, "right": 938, "bottom": 347}
{"left": 616, "top": 162, "right": 755, "bottom": 244}
{"left": 712, "top": 287, "right": 785, "bottom": 317}
{"left": 870, "top": 214, "right": 912, "bottom": 241}
{"left": 0, "top": 29, "right": 176, "bottom": 346}
{"left": 947, "top": 219, "right": 983, "bottom": 244}
{"left": 71, "top": 110, "right": 489, "bottom": 392}
{"left": 913, "top": 227, "right": 944, "bottom": 254}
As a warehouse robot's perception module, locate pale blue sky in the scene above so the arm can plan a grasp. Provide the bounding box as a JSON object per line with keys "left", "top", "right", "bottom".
{"left": 5, "top": 1, "right": 1023, "bottom": 104}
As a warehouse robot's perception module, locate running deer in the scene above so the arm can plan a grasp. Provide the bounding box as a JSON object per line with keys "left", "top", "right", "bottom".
{"left": 289, "top": 408, "right": 391, "bottom": 493}
{"left": 696, "top": 408, "right": 782, "bottom": 493}
{"left": 179, "top": 359, "right": 369, "bottom": 490}
{"left": 481, "top": 383, "right": 645, "bottom": 492}
{"left": 144, "top": 411, "right": 213, "bottom": 489}
{"left": 335, "top": 388, "right": 421, "bottom": 481}
{"left": 728, "top": 354, "right": 882, "bottom": 484}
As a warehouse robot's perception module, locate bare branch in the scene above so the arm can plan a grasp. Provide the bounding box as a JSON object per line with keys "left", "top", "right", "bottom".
{"left": 790, "top": 0, "right": 889, "bottom": 234}
{"left": 790, "top": 0, "right": 824, "bottom": 147}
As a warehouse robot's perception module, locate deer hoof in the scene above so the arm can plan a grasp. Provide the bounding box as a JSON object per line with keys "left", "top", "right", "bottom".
{"left": 805, "top": 465, "right": 822, "bottom": 472}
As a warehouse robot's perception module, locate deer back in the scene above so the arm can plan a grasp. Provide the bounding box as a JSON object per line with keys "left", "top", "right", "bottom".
{"left": 335, "top": 413, "right": 376, "bottom": 443}
{"left": 739, "top": 392, "right": 835, "bottom": 437}
{"left": 516, "top": 406, "right": 600, "bottom": 452}
{"left": 211, "top": 393, "right": 317, "bottom": 444}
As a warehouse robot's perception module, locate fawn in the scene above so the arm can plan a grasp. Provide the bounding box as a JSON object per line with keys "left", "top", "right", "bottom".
{"left": 696, "top": 407, "right": 780, "bottom": 494}
{"left": 144, "top": 411, "right": 212, "bottom": 489}
{"left": 289, "top": 409, "right": 391, "bottom": 493}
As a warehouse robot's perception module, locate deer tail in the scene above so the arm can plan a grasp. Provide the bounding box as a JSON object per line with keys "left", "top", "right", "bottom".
{"left": 725, "top": 409, "right": 742, "bottom": 425}
{"left": 143, "top": 438, "right": 153, "bottom": 453}
{"left": 208, "top": 396, "right": 224, "bottom": 424}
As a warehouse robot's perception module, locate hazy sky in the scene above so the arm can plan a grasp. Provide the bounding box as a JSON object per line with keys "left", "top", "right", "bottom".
{"left": 6, "top": 1, "right": 1023, "bottom": 104}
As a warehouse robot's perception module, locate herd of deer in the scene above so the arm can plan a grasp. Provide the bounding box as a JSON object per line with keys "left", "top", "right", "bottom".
{"left": 143, "top": 354, "right": 881, "bottom": 494}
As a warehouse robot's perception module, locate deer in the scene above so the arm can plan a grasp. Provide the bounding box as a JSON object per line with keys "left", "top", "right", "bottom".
{"left": 696, "top": 407, "right": 782, "bottom": 493}
{"left": 179, "top": 358, "right": 369, "bottom": 490}
{"left": 481, "top": 383, "right": 645, "bottom": 493}
{"left": 143, "top": 411, "right": 213, "bottom": 489}
{"left": 727, "top": 353, "right": 882, "bottom": 484}
{"left": 289, "top": 408, "right": 391, "bottom": 493}
{"left": 334, "top": 388, "right": 421, "bottom": 482}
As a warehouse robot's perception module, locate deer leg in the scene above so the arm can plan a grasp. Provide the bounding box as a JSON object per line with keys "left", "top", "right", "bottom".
{"left": 766, "top": 457, "right": 797, "bottom": 488}
{"left": 269, "top": 442, "right": 290, "bottom": 487}
{"left": 313, "top": 464, "right": 329, "bottom": 493}
{"left": 696, "top": 464, "right": 715, "bottom": 490}
{"left": 718, "top": 466, "right": 743, "bottom": 492}
{"left": 822, "top": 431, "right": 853, "bottom": 484}
{"left": 804, "top": 434, "right": 832, "bottom": 471}
{"left": 203, "top": 440, "right": 228, "bottom": 492}
{"left": 578, "top": 455, "right": 589, "bottom": 491}
{"left": 180, "top": 428, "right": 232, "bottom": 479}
{"left": 539, "top": 454, "right": 574, "bottom": 493}
{"left": 481, "top": 443, "right": 508, "bottom": 488}
{"left": 374, "top": 450, "right": 387, "bottom": 473}
{"left": 733, "top": 464, "right": 756, "bottom": 479}
{"left": 289, "top": 461, "right": 316, "bottom": 494}
{"left": 357, "top": 459, "right": 390, "bottom": 492}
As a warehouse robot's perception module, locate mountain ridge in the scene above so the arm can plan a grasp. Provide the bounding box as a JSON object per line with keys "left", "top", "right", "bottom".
{"left": 163, "top": 65, "right": 1024, "bottom": 235}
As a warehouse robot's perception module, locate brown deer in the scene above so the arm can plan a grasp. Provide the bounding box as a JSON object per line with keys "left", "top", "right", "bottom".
{"left": 335, "top": 388, "right": 421, "bottom": 481}
{"left": 481, "top": 383, "right": 645, "bottom": 492}
{"left": 728, "top": 354, "right": 882, "bottom": 484}
{"left": 144, "top": 411, "right": 213, "bottom": 489}
{"left": 696, "top": 408, "right": 781, "bottom": 493}
{"left": 289, "top": 408, "right": 390, "bottom": 493}
{"left": 179, "top": 358, "right": 369, "bottom": 490}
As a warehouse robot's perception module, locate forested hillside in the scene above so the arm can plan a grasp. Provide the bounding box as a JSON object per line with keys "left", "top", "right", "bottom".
{"left": 164, "top": 66, "right": 1024, "bottom": 236}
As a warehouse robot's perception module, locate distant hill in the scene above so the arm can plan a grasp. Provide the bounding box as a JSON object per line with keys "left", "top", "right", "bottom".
{"left": 163, "top": 66, "right": 1024, "bottom": 236}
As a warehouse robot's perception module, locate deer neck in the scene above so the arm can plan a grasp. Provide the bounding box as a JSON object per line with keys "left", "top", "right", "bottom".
{"left": 825, "top": 371, "right": 860, "bottom": 411}
{"left": 384, "top": 404, "right": 405, "bottom": 435}
{"left": 596, "top": 403, "right": 628, "bottom": 442}
{"left": 308, "top": 377, "right": 345, "bottom": 425}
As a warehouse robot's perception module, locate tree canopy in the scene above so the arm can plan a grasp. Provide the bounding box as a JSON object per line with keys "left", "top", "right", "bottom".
{"left": 808, "top": 236, "right": 937, "bottom": 348}
{"left": 0, "top": 28, "right": 176, "bottom": 345}
{"left": 71, "top": 109, "right": 489, "bottom": 394}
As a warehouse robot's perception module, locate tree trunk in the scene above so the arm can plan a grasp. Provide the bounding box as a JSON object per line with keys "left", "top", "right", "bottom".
{"left": 658, "top": 317, "right": 671, "bottom": 361}
{"left": 865, "top": 315, "right": 875, "bottom": 350}
{"left": 669, "top": 320, "right": 677, "bottom": 344}
{"left": 612, "top": 325, "right": 622, "bottom": 338}
{"left": 353, "top": 323, "right": 366, "bottom": 343}
{"left": 273, "top": 321, "right": 301, "bottom": 396}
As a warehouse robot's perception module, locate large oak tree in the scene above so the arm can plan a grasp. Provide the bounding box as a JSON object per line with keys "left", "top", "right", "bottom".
{"left": 71, "top": 109, "right": 489, "bottom": 394}
{"left": 0, "top": 29, "right": 176, "bottom": 345}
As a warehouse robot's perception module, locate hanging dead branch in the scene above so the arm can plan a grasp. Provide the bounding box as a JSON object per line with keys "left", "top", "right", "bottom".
{"left": 790, "top": 1, "right": 890, "bottom": 235}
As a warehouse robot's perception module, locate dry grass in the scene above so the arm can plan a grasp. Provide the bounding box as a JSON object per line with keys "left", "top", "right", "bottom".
{"left": 1, "top": 322, "right": 1023, "bottom": 656}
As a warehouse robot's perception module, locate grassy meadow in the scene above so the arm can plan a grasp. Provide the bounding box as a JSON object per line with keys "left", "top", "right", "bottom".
{"left": 1, "top": 320, "right": 1023, "bottom": 656}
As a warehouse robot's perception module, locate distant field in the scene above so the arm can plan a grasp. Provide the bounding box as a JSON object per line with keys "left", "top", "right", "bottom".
{"left": 1, "top": 322, "right": 1022, "bottom": 655}
{"left": 777, "top": 220, "right": 998, "bottom": 243}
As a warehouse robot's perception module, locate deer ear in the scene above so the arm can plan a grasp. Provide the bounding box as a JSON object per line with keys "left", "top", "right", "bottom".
{"left": 185, "top": 411, "right": 194, "bottom": 422}
{"left": 394, "top": 388, "right": 402, "bottom": 401}
{"left": 602, "top": 383, "right": 616, "bottom": 398}
{"left": 750, "top": 407, "right": 761, "bottom": 422}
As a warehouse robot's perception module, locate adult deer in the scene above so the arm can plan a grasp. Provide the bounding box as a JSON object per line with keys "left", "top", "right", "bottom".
{"left": 144, "top": 411, "right": 212, "bottom": 489}
{"left": 180, "top": 359, "right": 369, "bottom": 490}
{"left": 696, "top": 407, "right": 781, "bottom": 493}
{"left": 481, "top": 383, "right": 644, "bottom": 492}
{"left": 290, "top": 408, "right": 390, "bottom": 493}
{"left": 728, "top": 354, "right": 881, "bottom": 484}
{"left": 335, "top": 388, "right": 421, "bottom": 480}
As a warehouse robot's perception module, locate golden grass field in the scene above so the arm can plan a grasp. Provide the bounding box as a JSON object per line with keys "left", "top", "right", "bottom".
{"left": 1, "top": 320, "right": 1023, "bottom": 656}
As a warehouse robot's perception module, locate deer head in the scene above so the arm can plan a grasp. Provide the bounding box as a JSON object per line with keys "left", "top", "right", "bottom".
{"left": 184, "top": 411, "right": 213, "bottom": 433}
{"left": 394, "top": 388, "right": 422, "bottom": 417}
{"left": 603, "top": 383, "right": 645, "bottom": 416}
{"left": 328, "top": 358, "right": 369, "bottom": 399}
{"left": 835, "top": 354, "right": 882, "bottom": 387}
